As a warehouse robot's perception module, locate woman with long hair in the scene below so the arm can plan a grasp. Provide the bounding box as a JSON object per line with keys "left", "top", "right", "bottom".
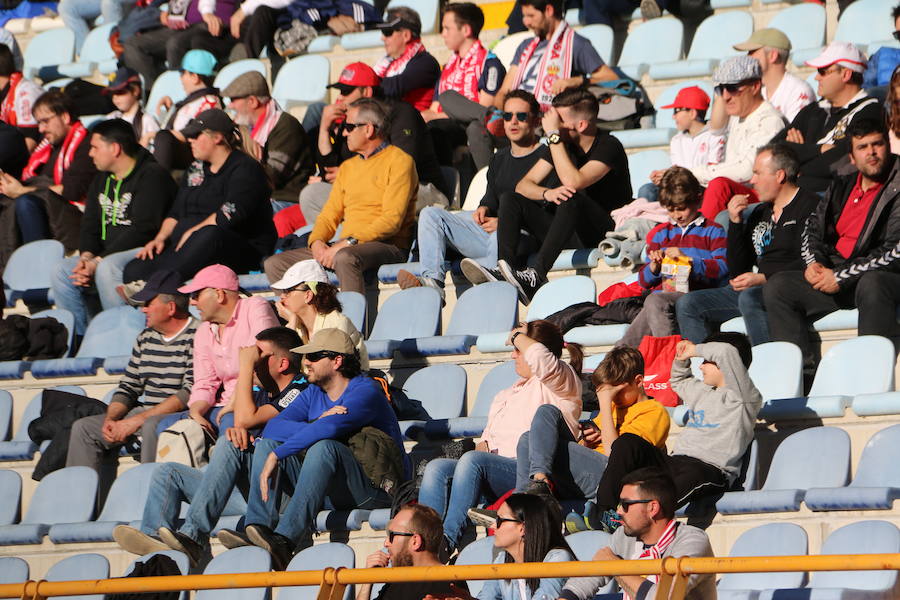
{"left": 418, "top": 320, "right": 583, "bottom": 555}
{"left": 887, "top": 64, "right": 900, "bottom": 154}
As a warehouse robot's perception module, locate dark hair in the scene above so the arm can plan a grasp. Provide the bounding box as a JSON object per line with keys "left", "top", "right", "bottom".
{"left": 620, "top": 467, "right": 677, "bottom": 520}
{"left": 892, "top": 2, "right": 900, "bottom": 20}
{"left": 525, "top": 319, "right": 583, "bottom": 374}
{"left": 0, "top": 44, "right": 14, "bottom": 78}
{"left": 33, "top": 89, "right": 76, "bottom": 119}
{"left": 847, "top": 69, "right": 864, "bottom": 87}
{"left": 847, "top": 117, "right": 889, "bottom": 143}
{"left": 887, "top": 65, "right": 900, "bottom": 137}
{"left": 592, "top": 346, "right": 644, "bottom": 388}
{"left": 658, "top": 166, "right": 702, "bottom": 209}
{"left": 387, "top": 6, "right": 422, "bottom": 37}
{"left": 400, "top": 503, "right": 444, "bottom": 554}
{"left": 504, "top": 89, "right": 540, "bottom": 117}
{"left": 156, "top": 292, "right": 190, "bottom": 317}
{"left": 756, "top": 143, "right": 800, "bottom": 184}
{"left": 504, "top": 493, "right": 572, "bottom": 591}
{"left": 519, "top": 0, "right": 564, "bottom": 18}
{"left": 551, "top": 87, "right": 599, "bottom": 122}
{"left": 336, "top": 350, "right": 363, "bottom": 379}
{"left": 703, "top": 331, "right": 752, "bottom": 369}
{"left": 90, "top": 118, "right": 141, "bottom": 157}
{"left": 443, "top": 2, "right": 484, "bottom": 38}
{"left": 309, "top": 282, "right": 343, "bottom": 315}
{"left": 256, "top": 326, "right": 303, "bottom": 373}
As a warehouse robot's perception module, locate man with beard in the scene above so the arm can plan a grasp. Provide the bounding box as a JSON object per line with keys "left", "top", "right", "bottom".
{"left": 764, "top": 119, "right": 900, "bottom": 368}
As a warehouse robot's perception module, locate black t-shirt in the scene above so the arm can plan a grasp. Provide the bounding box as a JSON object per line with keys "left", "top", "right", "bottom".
{"left": 374, "top": 579, "right": 468, "bottom": 600}
{"left": 479, "top": 144, "right": 545, "bottom": 215}
{"left": 0, "top": 121, "right": 27, "bottom": 176}
{"left": 540, "top": 132, "right": 632, "bottom": 211}
{"left": 262, "top": 377, "right": 308, "bottom": 412}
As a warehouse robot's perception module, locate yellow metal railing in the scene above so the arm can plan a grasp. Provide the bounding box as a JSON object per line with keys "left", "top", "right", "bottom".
{"left": 3, "top": 554, "right": 900, "bottom": 600}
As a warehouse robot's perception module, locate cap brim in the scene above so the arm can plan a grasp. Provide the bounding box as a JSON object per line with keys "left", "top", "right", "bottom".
{"left": 181, "top": 123, "right": 203, "bottom": 139}
{"left": 733, "top": 42, "right": 762, "bottom": 51}
{"left": 327, "top": 83, "right": 356, "bottom": 94}
{"left": 129, "top": 288, "right": 154, "bottom": 303}
{"left": 290, "top": 342, "right": 322, "bottom": 354}
{"left": 177, "top": 281, "right": 205, "bottom": 294}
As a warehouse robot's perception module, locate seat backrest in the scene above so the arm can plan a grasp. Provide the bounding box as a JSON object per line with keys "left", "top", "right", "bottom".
{"left": 814, "top": 520, "right": 900, "bottom": 590}
{"left": 461, "top": 166, "right": 490, "bottom": 211}
{"left": 403, "top": 364, "right": 466, "bottom": 419}
{"left": 32, "top": 308, "right": 76, "bottom": 357}
{"left": 2, "top": 240, "right": 64, "bottom": 292}
{"left": 492, "top": 31, "right": 532, "bottom": 69}
{"left": 198, "top": 547, "right": 272, "bottom": 600}
{"left": 446, "top": 281, "right": 518, "bottom": 336}
{"left": 618, "top": 17, "right": 683, "bottom": 67}
{"left": 282, "top": 543, "right": 356, "bottom": 600}
{"left": 146, "top": 71, "right": 187, "bottom": 122}
{"left": 748, "top": 342, "right": 802, "bottom": 401}
{"left": 686, "top": 12, "right": 752, "bottom": 60}
{"left": 627, "top": 150, "right": 671, "bottom": 192}
{"left": 718, "top": 523, "right": 808, "bottom": 590}
{"left": 76, "top": 306, "right": 146, "bottom": 359}
{"left": 0, "top": 391, "right": 11, "bottom": 442}
{"left": 566, "top": 530, "right": 612, "bottom": 560}
{"left": 336, "top": 291, "right": 366, "bottom": 334}
{"left": 471, "top": 361, "right": 519, "bottom": 417}
{"left": 24, "top": 466, "right": 97, "bottom": 525}
{"left": 387, "top": 0, "right": 437, "bottom": 35}
{"left": 215, "top": 59, "right": 268, "bottom": 94}
{"left": 851, "top": 424, "right": 900, "bottom": 487}
{"left": 0, "top": 557, "right": 28, "bottom": 587}
{"left": 368, "top": 287, "right": 441, "bottom": 342}
{"left": 77, "top": 23, "right": 115, "bottom": 62}
{"left": 454, "top": 537, "right": 496, "bottom": 597}
{"left": 578, "top": 25, "right": 613, "bottom": 63}
{"left": 528, "top": 276, "right": 596, "bottom": 321}
{"left": 46, "top": 553, "right": 109, "bottom": 600}
{"left": 762, "top": 427, "right": 851, "bottom": 491}
{"left": 272, "top": 55, "right": 330, "bottom": 107}
{"left": 23, "top": 28, "right": 74, "bottom": 76}
{"left": 13, "top": 386, "right": 85, "bottom": 442}
{"left": 834, "top": 0, "right": 896, "bottom": 45}
{"left": 767, "top": 4, "right": 826, "bottom": 51}
{"left": 0, "top": 470, "right": 21, "bottom": 526}
{"left": 124, "top": 550, "right": 189, "bottom": 577}
{"left": 97, "top": 462, "right": 160, "bottom": 522}
{"left": 653, "top": 80, "right": 715, "bottom": 130}
{"left": 809, "top": 335, "right": 896, "bottom": 396}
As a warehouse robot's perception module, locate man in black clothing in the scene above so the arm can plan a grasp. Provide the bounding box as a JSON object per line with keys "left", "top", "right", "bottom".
{"left": 463, "top": 87, "right": 631, "bottom": 303}
{"left": 122, "top": 109, "right": 276, "bottom": 289}
{"left": 373, "top": 7, "right": 440, "bottom": 112}
{"left": 0, "top": 122, "right": 27, "bottom": 177}
{"left": 676, "top": 143, "right": 820, "bottom": 346}
{"left": 764, "top": 119, "right": 900, "bottom": 372}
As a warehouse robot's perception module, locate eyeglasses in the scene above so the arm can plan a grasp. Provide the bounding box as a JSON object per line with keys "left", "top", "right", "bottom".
{"left": 494, "top": 516, "right": 522, "bottom": 527}
{"left": 304, "top": 350, "right": 340, "bottom": 362}
{"left": 343, "top": 122, "right": 370, "bottom": 132}
{"left": 387, "top": 530, "right": 415, "bottom": 543}
{"left": 502, "top": 111, "right": 530, "bottom": 122}
{"left": 817, "top": 66, "right": 841, "bottom": 77}
{"left": 617, "top": 498, "right": 653, "bottom": 511}
{"left": 714, "top": 81, "right": 750, "bottom": 96}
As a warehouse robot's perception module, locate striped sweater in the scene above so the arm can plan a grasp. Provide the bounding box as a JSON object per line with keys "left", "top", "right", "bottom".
{"left": 111, "top": 318, "right": 197, "bottom": 409}
{"left": 638, "top": 216, "right": 728, "bottom": 291}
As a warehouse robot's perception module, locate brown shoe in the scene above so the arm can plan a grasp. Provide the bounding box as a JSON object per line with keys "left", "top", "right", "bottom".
{"left": 397, "top": 269, "right": 423, "bottom": 290}
{"left": 113, "top": 524, "right": 169, "bottom": 555}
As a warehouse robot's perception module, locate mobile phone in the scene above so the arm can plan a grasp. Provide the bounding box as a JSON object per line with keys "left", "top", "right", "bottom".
{"left": 580, "top": 419, "right": 599, "bottom": 432}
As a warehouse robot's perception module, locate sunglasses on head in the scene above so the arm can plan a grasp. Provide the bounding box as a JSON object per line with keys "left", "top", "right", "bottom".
{"left": 343, "top": 122, "right": 369, "bottom": 132}
{"left": 501, "top": 111, "right": 530, "bottom": 122}
{"left": 305, "top": 350, "right": 340, "bottom": 362}
{"left": 387, "top": 530, "right": 415, "bottom": 543}
{"left": 617, "top": 498, "right": 653, "bottom": 511}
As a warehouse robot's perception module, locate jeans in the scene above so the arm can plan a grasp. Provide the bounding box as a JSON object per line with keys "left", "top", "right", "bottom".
{"left": 675, "top": 285, "right": 769, "bottom": 345}
{"left": 418, "top": 451, "right": 517, "bottom": 550}
{"left": 637, "top": 182, "right": 659, "bottom": 204}
{"left": 58, "top": 0, "right": 131, "bottom": 52}
{"left": 417, "top": 207, "right": 496, "bottom": 285}
{"left": 617, "top": 291, "right": 683, "bottom": 348}
{"left": 515, "top": 404, "right": 607, "bottom": 499}
{"left": 155, "top": 407, "right": 231, "bottom": 438}
{"left": 51, "top": 248, "right": 137, "bottom": 336}
{"left": 14, "top": 193, "right": 50, "bottom": 243}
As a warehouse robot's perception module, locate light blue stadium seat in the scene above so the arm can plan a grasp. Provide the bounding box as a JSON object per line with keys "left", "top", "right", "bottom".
{"left": 759, "top": 336, "right": 895, "bottom": 421}
{"left": 566, "top": 530, "right": 617, "bottom": 595}
{"left": 765, "top": 4, "right": 826, "bottom": 68}
{"left": 398, "top": 364, "right": 467, "bottom": 438}
{"left": 307, "top": 35, "right": 340, "bottom": 53}
{"left": 45, "top": 554, "right": 109, "bottom": 600}
{"left": 581, "top": 353, "right": 607, "bottom": 372}
{"left": 454, "top": 536, "right": 496, "bottom": 597}
{"left": 215, "top": 59, "right": 267, "bottom": 94}
{"left": 649, "top": 12, "right": 752, "bottom": 80}
{"left": 399, "top": 282, "right": 517, "bottom": 356}
{"left": 716, "top": 427, "right": 851, "bottom": 515}
{"left": 615, "top": 17, "right": 683, "bottom": 80}
{"left": 339, "top": 30, "right": 383, "bottom": 50}
{"left": 23, "top": 27, "right": 75, "bottom": 79}
{"left": 0, "top": 392, "right": 11, "bottom": 441}
{"left": 58, "top": 22, "right": 117, "bottom": 78}
{"left": 0, "top": 470, "right": 21, "bottom": 526}
{"left": 492, "top": 31, "right": 531, "bottom": 70}
{"left": 0, "top": 466, "right": 98, "bottom": 545}
{"left": 3, "top": 239, "right": 65, "bottom": 307}
{"left": 758, "top": 520, "right": 900, "bottom": 600}
{"left": 365, "top": 287, "right": 442, "bottom": 359}
{"left": 613, "top": 80, "right": 714, "bottom": 149}
{"left": 31, "top": 306, "right": 145, "bottom": 378}
{"left": 367, "top": 508, "right": 390, "bottom": 530}
{"left": 0, "top": 556, "right": 29, "bottom": 591}
{"left": 282, "top": 543, "right": 355, "bottom": 600}
{"left": 429, "top": 360, "right": 519, "bottom": 438}
{"left": 272, "top": 55, "right": 330, "bottom": 108}
{"left": 146, "top": 71, "right": 187, "bottom": 122}
{"left": 561, "top": 273, "right": 636, "bottom": 346}
{"left": 341, "top": 0, "right": 438, "bottom": 49}
{"left": 198, "top": 547, "right": 272, "bottom": 600}
{"left": 717, "top": 523, "right": 808, "bottom": 600}
{"left": 0, "top": 385, "right": 84, "bottom": 460}
{"left": 627, "top": 149, "right": 671, "bottom": 193}
{"left": 124, "top": 549, "right": 190, "bottom": 600}
{"left": 336, "top": 291, "right": 366, "bottom": 335}
{"left": 579, "top": 24, "right": 613, "bottom": 63}
{"left": 834, "top": 0, "right": 897, "bottom": 47}
{"left": 804, "top": 424, "right": 900, "bottom": 511}
{"left": 49, "top": 463, "right": 160, "bottom": 543}
{"left": 748, "top": 342, "right": 803, "bottom": 402}
{"left": 314, "top": 509, "right": 372, "bottom": 532}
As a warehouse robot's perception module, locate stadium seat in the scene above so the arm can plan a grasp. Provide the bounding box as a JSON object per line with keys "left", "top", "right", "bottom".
{"left": 31, "top": 305, "right": 146, "bottom": 378}
{"left": 803, "top": 424, "right": 900, "bottom": 511}
{"left": 560, "top": 274, "right": 637, "bottom": 346}
{"left": 398, "top": 281, "right": 518, "bottom": 356}
{"left": 272, "top": 55, "right": 330, "bottom": 108}
{"left": 427, "top": 360, "right": 519, "bottom": 438}
{"left": 3, "top": 239, "right": 65, "bottom": 307}
{"left": 282, "top": 543, "right": 355, "bottom": 600}
{"left": 716, "top": 427, "right": 851, "bottom": 514}
{"left": 579, "top": 25, "right": 613, "bottom": 63}
{"left": 336, "top": 291, "right": 366, "bottom": 334}
{"left": 340, "top": 0, "right": 438, "bottom": 49}
{"left": 367, "top": 508, "right": 390, "bottom": 530}
{"left": 215, "top": 59, "right": 268, "bottom": 94}
{"left": 454, "top": 536, "right": 496, "bottom": 597}
{"left": 0, "top": 466, "right": 98, "bottom": 545}
{"left": 758, "top": 520, "right": 900, "bottom": 599}
{"left": 460, "top": 166, "right": 489, "bottom": 211}
{"left": 649, "top": 11, "right": 752, "bottom": 80}
{"left": 717, "top": 523, "right": 808, "bottom": 599}
{"left": 565, "top": 531, "right": 617, "bottom": 595}
{"left": 582, "top": 352, "right": 607, "bottom": 372}
{"left": 627, "top": 149, "right": 671, "bottom": 194}
{"left": 0, "top": 392, "right": 10, "bottom": 441}
{"left": 314, "top": 509, "right": 371, "bottom": 533}
{"left": 23, "top": 27, "right": 75, "bottom": 79}
{"left": 123, "top": 549, "right": 190, "bottom": 600}
{"left": 612, "top": 80, "right": 713, "bottom": 149}
{"left": 49, "top": 462, "right": 160, "bottom": 543}
{"left": 365, "top": 287, "right": 442, "bottom": 359}
{"left": 0, "top": 385, "right": 85, "bottom": 460}
{"left": 616, "top": 17, "right": 684, "bottom": 80}
{"left": 0, "top": 470, "right": 21, "bottom": 526}
{"left": 58, "top": 22, "right": 117, "bottom": 78}
{"left": 747, "top": 342, "right": 803, "bottom": 402}
{"left": 45, "top": 554, "right": 109, "bottom": 600}
{"left": 338, "top": 30, "right": 384, "bottom": 50}
{"left": 0, "top": 556, "right": 29, "bottom": 592}
{"left": 834, "top": 0, "right": 897, "bottom": 48}
{"left": 766, "top": 4, "right": 827, "bottom": 67}
{"left": 492, "top": 31, "right": 531, "bottom": 70}
{"left": 146, "top": 71, "right": 187, "bottom": 122}
{"left": 398, "top": 363, "right": 467, "bottom": 438}
{"left": 0, "top": 307, "right": 79, "bottom": 380}
{"left": 759, "top": 336, "right": 895, "bottom": 421}
{"left": 197, "top": 547, "right": 272, "bottom": 600}
{"left": 307, "top": 35, "right": 340, "bottom": 53}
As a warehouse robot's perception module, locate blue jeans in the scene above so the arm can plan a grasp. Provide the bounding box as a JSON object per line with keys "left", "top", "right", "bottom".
{"left": 155, "top": 407, "right": 231, "bottom": 438}
{"left": 418, "top": 451, "right": 517, "bottom": 550}
{"left": 51, "top": 248, "right": 137, "bottom": 336}
{"left": 417, "top": 206, "right": 497, "bottom": 285}
{"left": 515, "top": 404, "right": 608, "bottom": 499}
{"left": 300, "top": 102, "right": 326, "bottom": 133}
{"left": 15, "top": 193, "right": 50, "bottom": 243}
{"left": 58, "top": 0, "right": 131, "bottom": 51}
{"left": 270, "top": 199, "right": 294, "bottom": 214}
{"left": 675, "top": 285, "right": 769, "bottom": 345}
{"left": 637, "top": 182, "right": 659, "bottom": 204}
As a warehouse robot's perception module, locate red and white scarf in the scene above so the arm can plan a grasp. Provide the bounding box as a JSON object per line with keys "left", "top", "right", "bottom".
{"left": 625, "top": 520, "right": 679, "bottom": 600}
{"left": 438, "top": 40, "right": 488, "bottom": 105}
{"left": 1, "top": 72, "right": 23, "bottom": 126}
{"left": 373, "top": 39, "right": 426, "bottom": 78}
{"left": 251, "top": 99, "right": 284, "bottom": 146}
{"left": 511, "top": 21, "right": 575, "bottom": 111}
{"left": 21, "top": 121, "right": 88, "bottom": 188}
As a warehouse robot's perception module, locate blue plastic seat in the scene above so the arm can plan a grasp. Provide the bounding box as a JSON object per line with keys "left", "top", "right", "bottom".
{"left": 215, "top": 59, "right": 267, "bottom": 94}
{"left": 365, "top": 287, "right": 442, "bottom": 359}
{"left": 565, "top": 531, "right": 618, "bottom": 595}
{"left": 398, "top": 364, "right": 467, "bottom": 438}
{"left": 834, "top": 0, "right": 897, "bottom": 47}
{"left": 0, "top": 556, "right": 29, "bottom": 590}
{"left": 314, "top": 509, "right": 371, "bottom": 533}
{"left": 429, "top": 360, "right": 519, "bottom": 439}
{"left": 340, "top": 0, "right": 438, "bottom": 49}
{"left": 765, "top": 4, "right": 826, "bottom": 67}
{"left": 616, "top": 17, "right": 683, "bottom": 80}
{"left": 716, "top": 427, "right": 851, "bottom": 515}
{"left": 0, "top": 385, "right": 85, "bottom": 460}
{"left": 336, "top": 291, "right": 366, "bottom": 335}
{"left": 146, "top": 71, "right": 187, "bottom": 122}
{"left": 650, "top": 12, "right": 751, "bottom": 80}
{"left": 272, "top": 55, "right": 330, "bottom": 108}
{"left": 307, "top": 35, "right": 340, "bottom": 53}
{"left": 123, "top": 549, "right": 190, "bottom": 600}
{"left": 579, "top": 25, "right": 613, "bottom": 62}
{"left": 455, "top": 536, "right": 496, "bottom": 597}
{"left": 613, "top": 80, "right": 713, "bottom": 149}
{"left": 0, "top": 470, "right": 22, "bottom": 526}
{"left": 58, "top": 22, "right": 117, "bottom": 77}
{"left": 0, "top": 466, "right": 98, "bottom": 545}
{"left": 31, "top": 305, "right": 146, "bottom": 378}
{"left": 45, "top": 554, "right": 109, "bottom": 600}
{"left": 717, "top": 523, "right": 808, "bottom": 600}
{"left": 399, "top": 282, "right": 518, "bottom": 356}
{"left": 23, "top": 27, "right": 75, "bottom": 79}
{"left": 0, "top": 392, "right": 11, "bottom": 441}
{"left": 49, "top": 462, "right": 160, "bottom": 543}
{"left": 3, "top": 239, "right": 65, "bottom": 307}
{"left": 367, "top": 508, "right": 390, "bottom": 530}
{"left": 198, "top": 547, "right": 272, "bottom": 600}
{"left": 747, "top": 342, "right": 802, "bottom": 402}
{"left": 282, "top": 543, "right": 355, "bottom": 600}
{"left": 627, "top": 149, "right": 671, "bottom": 193}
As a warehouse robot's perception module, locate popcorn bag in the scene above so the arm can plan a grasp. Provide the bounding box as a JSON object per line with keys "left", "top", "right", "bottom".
{"left": 661, "top": 256, "right": 692, "bottom": 293}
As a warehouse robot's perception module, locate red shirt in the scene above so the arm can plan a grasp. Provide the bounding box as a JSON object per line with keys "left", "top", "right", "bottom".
{"left": 835, "top": 173, "right": 883, "bottom": 258}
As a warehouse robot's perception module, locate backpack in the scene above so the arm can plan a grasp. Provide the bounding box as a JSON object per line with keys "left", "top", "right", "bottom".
{"left": 105, "top": 554, "right": 182, "bottom": 600}
{"left": 588, "top": 77, "right": 654, "bottom": 131}
{"left": 369, "top": 372, "right": 431, "bottom": 421}
{"left": 347, "top": 426, "right": 405, "bottom": 496}
{"left": 155, "top": 419, "right": 216, "bottom": 468}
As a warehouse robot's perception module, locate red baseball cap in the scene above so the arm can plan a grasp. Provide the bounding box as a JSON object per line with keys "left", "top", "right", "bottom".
{"left": 327, "top": 62, "right": 382, "bottom": 94}
{"left": 660, "top": 86, "right": 710, "bottom": 111}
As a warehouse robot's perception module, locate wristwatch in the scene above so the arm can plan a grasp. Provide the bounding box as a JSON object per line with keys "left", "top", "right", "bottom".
{"left": 345, "top": 236, "right": 359, "bottom": 246}
{"left": 547, "top": 131, "right": 562, "bottom": 145}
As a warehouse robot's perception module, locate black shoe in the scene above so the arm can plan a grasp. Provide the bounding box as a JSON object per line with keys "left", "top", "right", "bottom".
{"left": 245, "top": 524, "right": 295, "bottom": 571}
{"left": 216, "top": 528, "right": 251, "bottom": 549}
{"left": 523, "top": 478, "right": 555, "bottom": 498}
{"left": 460, "top": 258, "right": 502, "bottom": 285}
{"left": 497, "top": 260, "right": 545, "bottom": 305}
{"left": 158, "top": 526, "right": 206, "bottom": 568}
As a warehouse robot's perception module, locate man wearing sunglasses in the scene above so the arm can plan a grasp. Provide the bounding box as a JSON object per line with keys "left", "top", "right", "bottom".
{"left": 373, "top": 7, "right": 440, "bottom": 111}
{"left": 560, "top": 468, "right": 716, "bottom": 600}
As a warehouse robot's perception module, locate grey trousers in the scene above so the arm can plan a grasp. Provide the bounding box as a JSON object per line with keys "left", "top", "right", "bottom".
{"left": 437, "top": 90, "right": 495, "bottom": 171}
{"left": 616, "top": 291, "right": 684, "bottom": 348}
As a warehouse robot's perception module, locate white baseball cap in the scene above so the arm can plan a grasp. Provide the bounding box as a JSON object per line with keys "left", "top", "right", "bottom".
{"left": 270, "top": 260, "right": 330, "bottom": 290}
{"left": 805, "top": 41, "right": 868, "bottom": 73}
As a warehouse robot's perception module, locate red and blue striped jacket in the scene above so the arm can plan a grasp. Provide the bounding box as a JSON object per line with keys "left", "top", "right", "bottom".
{"left": 639, "top": 216, "right": 728, "bottom": 291}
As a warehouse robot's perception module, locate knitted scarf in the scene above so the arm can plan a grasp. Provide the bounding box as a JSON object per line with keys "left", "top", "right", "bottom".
{"left": 437, "top": 40, "right": 488, "bottom": 104}
{"left": 625, "top": 519, "right": 679, "bottom": 600}
{"left": 373, "top": 39, "right": 425, "bottom": 78}
{"left": 511, "top": 21, "right": 574, "bottom": 110}
{"left": 21, "top": 121, "right": 88, "bottom": 186}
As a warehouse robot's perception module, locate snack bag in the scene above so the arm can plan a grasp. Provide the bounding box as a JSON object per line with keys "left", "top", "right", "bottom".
{"left": 661, "top": 256, "right": 691, "bottom": 293}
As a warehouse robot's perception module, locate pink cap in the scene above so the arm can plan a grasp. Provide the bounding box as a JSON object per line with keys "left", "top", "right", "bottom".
{"left": 805, "top": 41, "right": 868, "bottom": 74}
{"left": 178, "top": 264, "right": 240, "bottom": 294}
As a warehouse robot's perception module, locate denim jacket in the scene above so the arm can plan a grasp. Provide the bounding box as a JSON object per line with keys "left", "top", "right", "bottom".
{"left": 477, "top": 548, "right": 574, "bottom": 600}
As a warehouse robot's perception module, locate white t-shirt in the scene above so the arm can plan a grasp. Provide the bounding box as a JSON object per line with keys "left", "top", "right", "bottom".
{"left": 763, "top": 72, "right": 815, "bottom": 124}
{"left": 170, "top": 94, "right": 221, "bottom": 131}
{"left": 108, "top": 109, "right": 161, "bottom": 138}
{"left": 8, "top": 78, "right": 44, "bottom": 127}
{"left": 669, "top": 125, "right": 726, "bottom": 170}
